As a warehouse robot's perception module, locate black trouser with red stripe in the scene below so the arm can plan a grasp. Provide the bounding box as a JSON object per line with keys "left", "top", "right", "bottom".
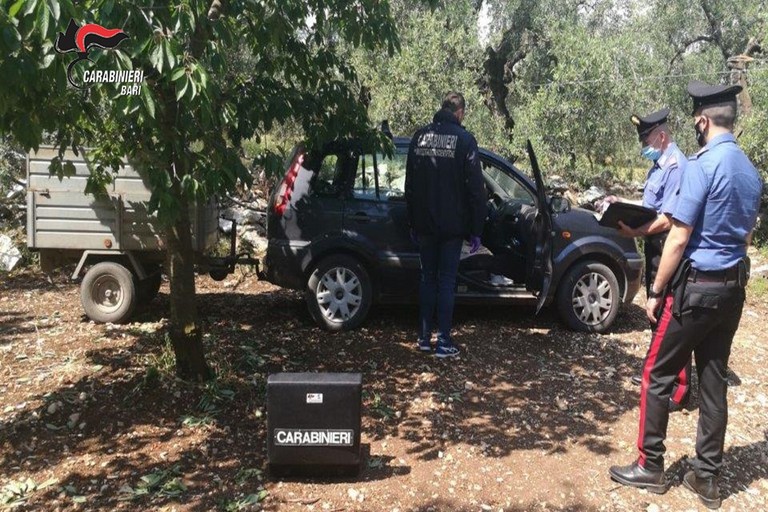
{"left": 637, "top": 280, "right": 745, "bottom": 478}
{"left": 644, "top": 234, "right": 691, "bottom": 405}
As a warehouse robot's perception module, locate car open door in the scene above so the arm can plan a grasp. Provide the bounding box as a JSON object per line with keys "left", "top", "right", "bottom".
{"left": 525, "top": 140, "right": 555, "bottom": 313}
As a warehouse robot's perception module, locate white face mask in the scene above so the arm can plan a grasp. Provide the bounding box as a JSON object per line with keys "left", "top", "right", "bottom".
{"left": 640, "top": 132, "right": 662, "bottom": 161}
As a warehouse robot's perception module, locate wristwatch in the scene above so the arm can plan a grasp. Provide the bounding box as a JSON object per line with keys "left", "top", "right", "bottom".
{"left": 648, "top": 287, "right": 664, "bottom": 299}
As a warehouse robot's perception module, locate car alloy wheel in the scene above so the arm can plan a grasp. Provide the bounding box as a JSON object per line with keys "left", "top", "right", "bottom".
{"left": 315, "top": 266, "right": 363, "bottom": 323}
{"left": 556, "top": 260, "right": 620, "bottom": 333}
{"left": 306, "top": 254, "right": 373, "bottom": 331}
{"left": 571, "top": 271, "right": 614, "bottom": 326}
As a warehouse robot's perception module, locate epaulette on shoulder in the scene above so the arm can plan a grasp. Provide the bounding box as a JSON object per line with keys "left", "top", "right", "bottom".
{"left": 689, "top": 147, "right": 709, "bottom": 160}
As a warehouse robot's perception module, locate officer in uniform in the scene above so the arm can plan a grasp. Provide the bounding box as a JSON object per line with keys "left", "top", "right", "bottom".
{"left": 609, "top": 81, "right": 762, "bottom": 509}
{"left": 405, "top": 92, "right": 486, "bottom": 358}
{"left": 619, "top": 108, "right": 692, "bottom": 411}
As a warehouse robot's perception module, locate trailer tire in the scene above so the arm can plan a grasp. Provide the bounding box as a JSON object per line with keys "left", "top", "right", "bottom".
{"left": 80, "top": 262, "right": 137, "bottom": 324}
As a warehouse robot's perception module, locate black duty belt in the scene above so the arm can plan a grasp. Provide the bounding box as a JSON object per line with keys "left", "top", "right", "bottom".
{"left": 687, "top": 267, "right": 739, "bottom": 283}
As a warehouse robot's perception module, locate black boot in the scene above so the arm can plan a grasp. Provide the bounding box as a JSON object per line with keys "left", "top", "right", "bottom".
{"left": 683, "top": 470, "right": 721, "bottom": 509}
{"left": 668, "top": 392, "right": 691, "bottom": 412}
{"left": 609, "top": 460, "right": 668, "bottom": 494}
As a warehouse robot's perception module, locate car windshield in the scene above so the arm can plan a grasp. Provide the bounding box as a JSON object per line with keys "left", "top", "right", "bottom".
{"left": 481, "top": 161, "right": 535, "bottom": 203}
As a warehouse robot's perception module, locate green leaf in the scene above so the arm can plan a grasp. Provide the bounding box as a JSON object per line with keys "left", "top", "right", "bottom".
{"left": 9, "top": 0, "right": 25, "bottom": 18}
{"left": 38, "top": 479, "right": 58, "bottom": 489}
{"left": 150, "top": 44, "right": 163, "bottom": 73}
{"left": 188, "top": 76, "right": 197, "bottom": 100}
{"left": 163, "top": 40, "right": 176, "bottom": 71}
{"left": 40, "top": 45, "right": 56, "bottom": 68}
{"left": 176, "top": 75, "right": 188, "bottom": 101}
{"left": 171, "top": 67, "right": 186, "bottom": 81}
{"left": 2, "top": 27, "right": 22, "bottom": 54}
{"left": 23, "top": 0, "right": 39, "bottom": 16}
{"left": 141, "top": 86, "right": 155, "bottom": 118}
{"left": 115, "top": 51, "right": 132, "bottom": 70}
{"left": 37, "top": 1, "right": 50, "bottom": 39}
{"left": 198, "top": 68, "right": 208, "bottom": 89}
{"left": 47, "top": 0, "right": 60, "bottom": 21}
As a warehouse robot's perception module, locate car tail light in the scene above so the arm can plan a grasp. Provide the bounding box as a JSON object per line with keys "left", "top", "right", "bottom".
{"left": 274, "top": 151, "right": 305, "bottom": 217}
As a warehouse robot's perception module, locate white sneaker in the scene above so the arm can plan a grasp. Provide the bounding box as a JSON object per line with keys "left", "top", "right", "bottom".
{"left": 490, "top": 274, "right": 514, "bottom": 286}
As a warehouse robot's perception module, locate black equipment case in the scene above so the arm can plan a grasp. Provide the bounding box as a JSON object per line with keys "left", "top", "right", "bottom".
{"left": 266, "top": 373, "right": 362, "bottom": 477}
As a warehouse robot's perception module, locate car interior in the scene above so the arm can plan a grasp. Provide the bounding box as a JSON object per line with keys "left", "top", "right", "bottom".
{"left": 459, "top": 161, "right": 539, "bottom": 289}
{"left": 306, "top": 148, "right": 541, "bottom": 291}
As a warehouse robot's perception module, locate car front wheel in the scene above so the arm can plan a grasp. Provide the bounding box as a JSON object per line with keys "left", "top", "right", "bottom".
{"left": 556, "top": 260, "right": 620, "bottom": 333}
{"left": 306, "top": 254, "right": 373, "bottom": 331}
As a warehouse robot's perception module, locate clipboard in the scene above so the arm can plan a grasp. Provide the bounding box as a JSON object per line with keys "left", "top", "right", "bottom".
{"left": 596, "top": 202, "right": 657, "bottom": 229}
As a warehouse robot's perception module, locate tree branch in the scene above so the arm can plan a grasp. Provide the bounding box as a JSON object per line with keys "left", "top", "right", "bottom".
{"left": 744, "top": 36, "right": 763, "bottom": 58}
{"left": 698, "top": 0, "right": 729, "bottom": 61}
{"left": 668, "top": 35, "right": 715, "bottom": 68}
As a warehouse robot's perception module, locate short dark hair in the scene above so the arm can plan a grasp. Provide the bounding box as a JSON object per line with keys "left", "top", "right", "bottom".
{"left": 442, "top": 92, "right": 466, "bottom": 113}
{"left": 698, "top": 100, "right": 737, "bottom": 129}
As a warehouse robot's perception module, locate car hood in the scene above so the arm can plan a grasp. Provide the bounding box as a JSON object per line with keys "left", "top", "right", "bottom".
{"left": 554, "top": 206, "right": 638, "bottom": 252}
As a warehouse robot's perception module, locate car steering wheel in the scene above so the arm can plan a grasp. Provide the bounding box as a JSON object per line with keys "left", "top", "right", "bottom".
{"left": 489, "top": 192, "right": 504, "bottom": 209}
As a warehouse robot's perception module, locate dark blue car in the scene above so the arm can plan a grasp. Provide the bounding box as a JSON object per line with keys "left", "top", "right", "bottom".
{"left": 262, "top": 137, "right": 642, "bottom": 333}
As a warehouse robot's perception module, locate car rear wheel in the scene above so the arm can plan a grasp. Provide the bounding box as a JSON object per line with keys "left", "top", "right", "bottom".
{"left": 556, "top": 261, "right": 620, "bottom": 333}
{"left": 306, "top": 255, "right": 372, "bottom": 331}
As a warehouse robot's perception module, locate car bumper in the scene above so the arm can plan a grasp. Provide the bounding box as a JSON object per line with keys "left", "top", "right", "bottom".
{"left": 262, "top": 239, "right": 308, "bottom": 290}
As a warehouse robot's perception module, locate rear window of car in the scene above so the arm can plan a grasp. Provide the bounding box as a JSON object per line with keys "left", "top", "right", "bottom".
{"left": 350, "top": 151, "right": 406, "bottom": 201}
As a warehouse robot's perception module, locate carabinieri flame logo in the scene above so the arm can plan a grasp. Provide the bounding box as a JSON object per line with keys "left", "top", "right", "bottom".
{"left": 55, "top": 19, "right": 129, "bottom": 89}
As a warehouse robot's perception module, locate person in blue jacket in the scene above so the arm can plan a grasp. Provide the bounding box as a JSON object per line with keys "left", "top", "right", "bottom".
{"left": 405, "top": 92, "right": 487, "bottom": 358}
{"left": 609, "top": 81, "right": 762, "bottom": 510}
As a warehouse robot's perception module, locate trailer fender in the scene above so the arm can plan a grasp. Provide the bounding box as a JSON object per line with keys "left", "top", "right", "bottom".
{"left": 72, "top": 250, "right": 147, "bottom": 280}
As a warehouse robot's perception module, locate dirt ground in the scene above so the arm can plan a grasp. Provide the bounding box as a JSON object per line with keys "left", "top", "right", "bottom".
{"left": 1, "top": 252, "right": 767, "bottom": 512}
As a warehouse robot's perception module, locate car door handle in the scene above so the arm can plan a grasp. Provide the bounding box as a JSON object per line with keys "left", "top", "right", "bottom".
{"left": 348, "top": 212, "right": 371, "bottom": 222}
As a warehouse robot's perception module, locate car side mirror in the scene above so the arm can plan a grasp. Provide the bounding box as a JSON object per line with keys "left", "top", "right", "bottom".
{"left": 550, "top": 196, "right": 571, "bottom": 214}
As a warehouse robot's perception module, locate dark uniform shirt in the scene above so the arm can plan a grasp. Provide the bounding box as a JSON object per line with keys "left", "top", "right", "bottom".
{"left": 674, "top": 133, "right": 762, "bottom": 270}
{"left": 405, "top": 109, "right": 486, "bottom": 239}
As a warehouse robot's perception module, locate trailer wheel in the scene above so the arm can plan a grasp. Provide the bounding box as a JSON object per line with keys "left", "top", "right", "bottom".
{"left": 80, "top": 262, "right": 137, "bottom": 324}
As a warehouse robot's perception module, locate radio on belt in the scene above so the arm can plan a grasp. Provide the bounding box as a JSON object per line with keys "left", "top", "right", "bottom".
{"left": 267, "top": 373, "right": 362, "bottom": 477}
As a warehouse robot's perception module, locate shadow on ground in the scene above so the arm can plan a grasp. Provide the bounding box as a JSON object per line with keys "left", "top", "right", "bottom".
{"left": 1, "top": 280, "right": 735, "bottom": 511}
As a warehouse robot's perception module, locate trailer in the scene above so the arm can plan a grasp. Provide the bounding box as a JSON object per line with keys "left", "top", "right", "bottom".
{"left": 26, "top": 146, "right": 255, "bottom": 323}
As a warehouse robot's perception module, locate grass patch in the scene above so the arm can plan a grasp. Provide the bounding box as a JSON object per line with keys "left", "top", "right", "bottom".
{"left": 748, "top": 274, "right": 768, "bottom": 301}
{"left": 118, "top": 465, "right": 187, "bottom": 501}
{"left": 151, "top": 334, "right": 178, "bottom": 374}
{"left": 364, "top": 391, "right": 396, "bottom": 420}
{"left": 234, "top": 468, "right": 262, "bottom": 486}
{"left": 1, "top": 478, "right": 57, "bottom": 508}
{"left": 219, "top": 491, "right": 268, "bottom": 511}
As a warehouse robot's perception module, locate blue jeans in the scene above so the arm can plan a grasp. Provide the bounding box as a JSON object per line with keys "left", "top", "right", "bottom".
{"left": 418, "top": 236, "right": 463, "bottom": 345}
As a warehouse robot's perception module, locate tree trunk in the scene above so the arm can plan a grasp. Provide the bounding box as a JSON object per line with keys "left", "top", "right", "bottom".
{"left": 479, "top": 0, "right": 538, "bottom": 138}
{"left": 165, "top": 179, "right": 213, "bottom": 381}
